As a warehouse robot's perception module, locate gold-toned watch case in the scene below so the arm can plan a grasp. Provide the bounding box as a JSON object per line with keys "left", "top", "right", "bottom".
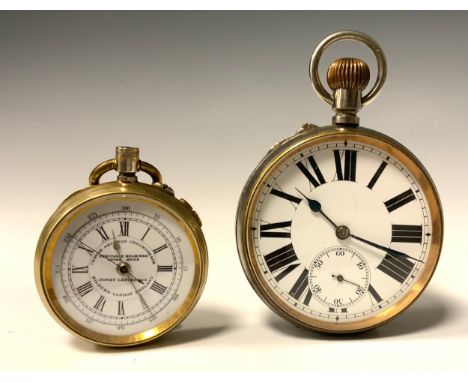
{"left": 236, "top": 124, "right": 443, "bottom": 333}
{"left": 35, "top": 180, "right": 208, "bottom": 347}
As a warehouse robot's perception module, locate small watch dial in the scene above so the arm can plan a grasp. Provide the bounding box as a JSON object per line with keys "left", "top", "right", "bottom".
{"left": 251, "top": 140, "right": 432, "bottom": 323}
{"left": 309, "top": 246, "right": 370, "bottom": 310}
{"left": 49, "top": 196, "right": 196, "bottom": 336}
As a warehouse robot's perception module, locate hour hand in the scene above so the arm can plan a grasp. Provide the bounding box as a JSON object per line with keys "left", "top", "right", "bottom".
{"left": 295, "top": 189, "right": 338, "bottom": 229}
{"left": 295, "top": 188, "right": 321, "bottom": 212}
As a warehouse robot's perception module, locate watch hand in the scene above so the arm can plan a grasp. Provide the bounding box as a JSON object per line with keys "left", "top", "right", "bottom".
{"left": 291, "top": 193, "right": 423, "bottom": 264}
{"left": 332, "top": 274, "right": 361, "bottom": 288}
{"left": 112, "top": 231, "right": 124, "bottom": 262}
{"left": 127, "top": 275, "right": 156, "bottom": 320}
{"left": 350, "top": 233, "right": 424, "bottom": 263}
{"left": 70, "top": 233, "right": 120, "bottom": 267}
{"left": 69, "top": 234, "right": 146, "bottom": 284}
{"left": 295, "top": 188, "right": 338, "bottom": 229}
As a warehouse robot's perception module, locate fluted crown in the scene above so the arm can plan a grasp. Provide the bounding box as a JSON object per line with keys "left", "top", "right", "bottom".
{"left": 327, "top": 57, "right": 370, "bottom": 91}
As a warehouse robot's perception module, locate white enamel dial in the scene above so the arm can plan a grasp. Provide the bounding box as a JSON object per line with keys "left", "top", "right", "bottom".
{"left": 251, "top": 140, "right": 432, "bottom": 323}
{"left": 49, "top": 195, "right": 196, "bottom": 336}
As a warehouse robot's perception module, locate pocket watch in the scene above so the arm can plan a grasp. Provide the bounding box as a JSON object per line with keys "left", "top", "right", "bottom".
{"left": 35, "top": 146, "right": 208, "bottom": 346}
{"left": 236, "top": 31, "right": 443, "bottom": 333}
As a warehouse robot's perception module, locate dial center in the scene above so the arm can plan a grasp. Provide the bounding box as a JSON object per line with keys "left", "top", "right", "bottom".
{"left": 117, "top": 261, "right": 131, "bottom": 275}
{"left": 336, "top": 225, "right": 350, "bottom": 240}
{"left": 87, "top": 237, "right": 158, "bottom": 300}
{"left": 333, "top": 274, "right": 345, "bottom": 282}
{"left": 291, "top": 181, "right": 392, "bottom": 269}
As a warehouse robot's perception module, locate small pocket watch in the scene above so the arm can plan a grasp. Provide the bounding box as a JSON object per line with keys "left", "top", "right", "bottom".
{"left": 236, "top": 31, "right": 443, "bottom": 333}
{"left": 35, "top": 146, "right": 208, "bottom": 346}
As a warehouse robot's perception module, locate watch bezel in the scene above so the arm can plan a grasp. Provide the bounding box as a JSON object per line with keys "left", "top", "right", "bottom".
{"left": 35, "top": 181, "right": 208, "bottom": 347}
{"left": 236, "top": 125, "right": 443, "bottom": 333}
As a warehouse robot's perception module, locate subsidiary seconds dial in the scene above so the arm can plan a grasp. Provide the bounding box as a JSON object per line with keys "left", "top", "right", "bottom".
{"left": 309, "top": 246, "right": 370, "bottom": 311}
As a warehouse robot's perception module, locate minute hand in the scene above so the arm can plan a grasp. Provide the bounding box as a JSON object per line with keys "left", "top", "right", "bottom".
{"left": 350, "top": 233, "right": 424, "bottom": 263}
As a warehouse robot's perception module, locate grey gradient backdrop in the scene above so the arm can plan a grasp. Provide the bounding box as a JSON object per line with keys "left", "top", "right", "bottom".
{"left": 1, "top": 11, "right": 467, "bottom": 370}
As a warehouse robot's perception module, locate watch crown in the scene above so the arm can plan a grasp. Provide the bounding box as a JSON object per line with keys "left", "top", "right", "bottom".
{"left": 325, "top": 58, "right": 370, "bottom": 126}
{"left": 327, "top": 58, "right": 370, "bottom": 91}
{"left": 115, "top": 146, "right": 139, "bottom": 183}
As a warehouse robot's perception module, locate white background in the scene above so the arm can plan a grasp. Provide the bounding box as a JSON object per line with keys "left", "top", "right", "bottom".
{"left": 1, "top": 11, "right": 467, "bottom": 372}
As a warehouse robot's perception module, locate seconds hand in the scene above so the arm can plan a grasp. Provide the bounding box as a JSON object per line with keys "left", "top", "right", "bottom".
{"left": 295, "top": 190, "right": 423, "bottom": 263}
{"left": 331, "top": 274, "right": 361, "bottom": 288}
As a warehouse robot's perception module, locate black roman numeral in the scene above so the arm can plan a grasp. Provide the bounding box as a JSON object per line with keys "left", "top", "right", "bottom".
{"left": 153, "top": 244, "right": 168, "bottom": 255}
{"left": 270, "top": 189, "right": 302, "bottom": 204}
{"left": 264, "top": 243, "right": 299, "bottom": 273}
{"left": 377, "top": 253, "right": 415, "bottom": 283}
{"left": 260, "top": 221, "right": 292, "bottom": 238}
{"left": 118, "top": 301, "right": 125, "bottom": 315}
{"left": 384, "top": 189, "right": 416, "bottom": 212}
{"left": 78, "top": 244, "right": 94, "bottom": 256}
{"left": 368, "top": 284, "right": 382, "bottom": 303}
{"left": 157, "top": 265, "right": 173, "bottom": 272}
{"left": 296, "top": 156, "right": 326, "bottom": 188}
{"left": 150, "top": 281, "right": 167, "bottom": 294}
{"left": 71, "top": 265, "right": 89, "bottom": 273}
{"left": 391, "top": 224, "right": 423, "bottom": 243}
{"left": 274, "top": 263, "right": 300, "bottom": 282}
{"left": 93, "top": 295, "right": 106, "bottom": 312}
{"left": 119, "top": 221, "right": 129, "bottom": 236}
{"left": 334, "top": 149, "right": 357, "bottom": 181}
{"left": 289, "top": 269, "right": 309, "bottom": 300}
{"left": 96, "top": 226, "right": 109, "bottom": 241}
{"left": 367, "top": 161, "right": 387, "bottom": 190}
{"left": 76, "top": 281, "right": 93, "bottom": 297}
{"left": 303, "top": 289, "right": 313, "bottom": 306}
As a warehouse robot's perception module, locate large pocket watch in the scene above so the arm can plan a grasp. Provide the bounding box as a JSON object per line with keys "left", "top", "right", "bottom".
{"left": 35, "top": 146, "right": 208, "bottom": 346}
{"left": 236, "top": 31, "right": 443, "bottom": 333}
